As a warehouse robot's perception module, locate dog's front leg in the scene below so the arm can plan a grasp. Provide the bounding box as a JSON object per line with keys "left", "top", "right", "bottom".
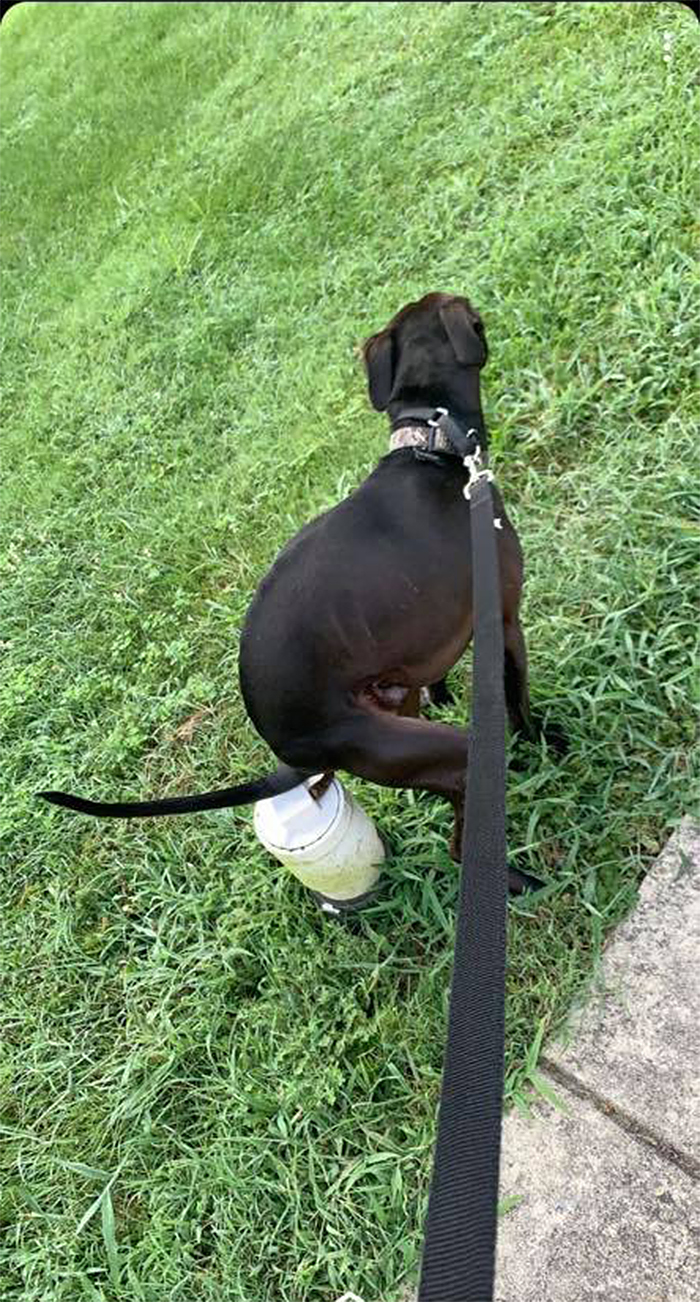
{"left": 504, "top": 616, "right": 567, "bottom": 754}
{"left": 503, "top": 615, "right": 537, "bottom": 741}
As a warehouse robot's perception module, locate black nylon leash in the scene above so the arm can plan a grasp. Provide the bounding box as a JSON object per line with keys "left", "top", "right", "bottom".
{"left": 417, "top": 463, "right": 508, "bottom": 1302}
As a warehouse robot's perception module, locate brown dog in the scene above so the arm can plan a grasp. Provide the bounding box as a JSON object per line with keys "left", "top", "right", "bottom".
{"left": 40, "top": 293, "right": 555, "bottom": 888}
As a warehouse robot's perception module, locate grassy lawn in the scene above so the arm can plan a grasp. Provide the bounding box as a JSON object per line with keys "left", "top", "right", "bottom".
{"left": 1, "top": 2, "right": 699, "bottom": 1299}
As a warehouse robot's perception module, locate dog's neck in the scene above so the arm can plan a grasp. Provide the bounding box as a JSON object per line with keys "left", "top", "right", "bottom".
{"left": 387, "top": 369, "right": 486, "bottom": 459}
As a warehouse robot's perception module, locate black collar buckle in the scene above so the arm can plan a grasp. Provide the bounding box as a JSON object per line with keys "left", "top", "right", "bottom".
{"left": 429, "top": 408, "right": 482, "bottom": 460}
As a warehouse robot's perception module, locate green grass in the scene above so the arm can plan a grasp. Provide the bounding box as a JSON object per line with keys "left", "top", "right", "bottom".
{"left": 1, "top": 2, "right": 699, "bottom": 1299}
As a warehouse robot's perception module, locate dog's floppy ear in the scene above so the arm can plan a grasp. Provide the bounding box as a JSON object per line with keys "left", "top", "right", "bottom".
{"left": 362, "top": 330, "right": 395, "bottom": 411}
{"left": 439, "top": 299, "right": 487, "bottom": 365}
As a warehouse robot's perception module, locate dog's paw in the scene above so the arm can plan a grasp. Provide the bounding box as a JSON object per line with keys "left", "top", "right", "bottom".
{"left": 522, "top": 714, "right": 569, "bottom": 758}
{"left": 541, "top": 720, "right": 568, "bottom": 756}
{"left": 428, "top": 680, "right": 454, "bottom": 708}
{"left": 507, "top": 865, "right": 547, "bottom": 896}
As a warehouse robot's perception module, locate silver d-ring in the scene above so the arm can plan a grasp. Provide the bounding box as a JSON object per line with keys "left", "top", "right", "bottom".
{"left": 427, "top": 406, "right": 448, "bottom": 428}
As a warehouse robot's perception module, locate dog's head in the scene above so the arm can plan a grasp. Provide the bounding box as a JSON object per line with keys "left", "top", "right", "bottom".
{"left": 361, "top": 292, "right": 488, "bottom": 415}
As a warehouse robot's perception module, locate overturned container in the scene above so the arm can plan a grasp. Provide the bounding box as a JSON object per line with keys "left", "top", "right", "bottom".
{"left": 253, "top": 774, "right": 384, "bottom": 916}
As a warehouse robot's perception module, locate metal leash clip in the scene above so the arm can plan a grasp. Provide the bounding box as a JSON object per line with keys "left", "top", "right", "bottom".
{"left": 463, "top": 443, "right": 494, "bottom": 501}
{"left": 427, "top": 406, "right": 448, "bottom": 426}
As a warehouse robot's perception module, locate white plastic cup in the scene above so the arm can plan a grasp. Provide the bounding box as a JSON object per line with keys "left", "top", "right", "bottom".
{"left": 253, "top": 774, "right": 385, "bottom": 914}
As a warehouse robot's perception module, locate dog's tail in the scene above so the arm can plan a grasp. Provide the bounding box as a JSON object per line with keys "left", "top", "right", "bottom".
{"left": 37, "top": 763, "right": 316, "bottom": 819}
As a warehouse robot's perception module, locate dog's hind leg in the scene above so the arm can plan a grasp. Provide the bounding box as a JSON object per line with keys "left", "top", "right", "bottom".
{"left": 398, "top": 687, "right": 422, "bottom": 718}
{"left": 321, "top": 711, "right": 537, "bottom": 893}
{"left": 319, "top": 711, "right": 468, "bottom": 862}
{"left": 326, "top": 712, "right": 468, "bottom": 799}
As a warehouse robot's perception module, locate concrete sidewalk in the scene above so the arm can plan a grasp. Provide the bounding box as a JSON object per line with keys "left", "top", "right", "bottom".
{"left": 405, "top": 816, "right": 699, "bottom": 1302}
{"left": 494, "top": 815, "right": 700, "bottom": 1302}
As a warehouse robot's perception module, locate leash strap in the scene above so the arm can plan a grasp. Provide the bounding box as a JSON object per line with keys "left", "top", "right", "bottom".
{"left": 417, "top": 473, "right": 507, "bottom": 1302}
